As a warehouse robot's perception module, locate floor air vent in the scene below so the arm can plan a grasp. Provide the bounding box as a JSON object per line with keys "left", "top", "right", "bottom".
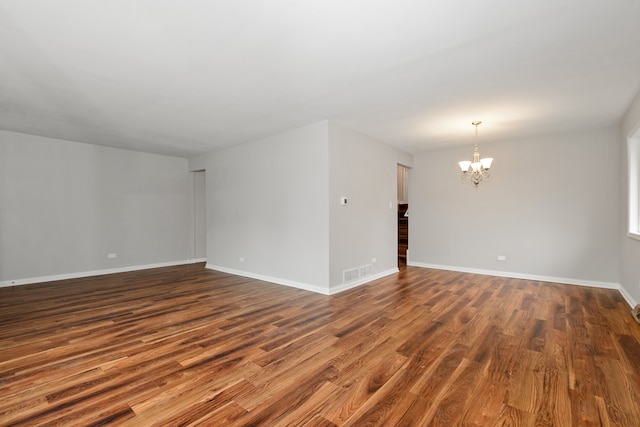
{"left": 343, "top": 264, "right": 372, "bottom": 284}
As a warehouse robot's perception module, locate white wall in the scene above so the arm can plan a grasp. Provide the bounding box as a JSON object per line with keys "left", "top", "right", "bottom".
{"left": 328, "top": 122, "right": 413, "bottom": 291}
{"left": 204, "top": 122, "right": 331, "bottom": 293}
{"left": 620, "top": 91, "right": 640, "bottom": 306}
{"left": 0, "top": 130, "right": 190, "bottom": 284}
{"left": 409, "top": 127, "right": 621, "bottom": 287}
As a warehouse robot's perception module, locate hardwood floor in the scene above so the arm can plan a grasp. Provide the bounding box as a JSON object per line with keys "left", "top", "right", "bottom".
{"left": 1, "top": 264, "right": 639, "bottom": 426}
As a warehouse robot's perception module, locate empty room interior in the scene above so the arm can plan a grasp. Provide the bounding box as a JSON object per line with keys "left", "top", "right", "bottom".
{"left": 2, "top": 1, "right": 640, "bottom": 426}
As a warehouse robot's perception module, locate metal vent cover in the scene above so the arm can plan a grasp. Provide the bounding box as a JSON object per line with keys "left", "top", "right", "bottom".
{"left": 343, "top": 264, "right": 372, "bottom": 284}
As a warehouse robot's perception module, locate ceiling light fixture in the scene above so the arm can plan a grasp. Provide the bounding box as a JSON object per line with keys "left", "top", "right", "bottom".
{"left": 458, "top": 121, "right": 493, "bottom": 187}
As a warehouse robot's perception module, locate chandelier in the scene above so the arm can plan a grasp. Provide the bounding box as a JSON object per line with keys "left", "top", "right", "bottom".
{"left": 458, "top": 121, "right": 493, "bottom": 187}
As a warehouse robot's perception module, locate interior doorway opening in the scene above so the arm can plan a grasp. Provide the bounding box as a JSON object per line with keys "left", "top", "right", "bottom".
{"left": 397, "top": 165, "right": 409, "bottom": 266}
{"left": 192, "top": 170, "right": 206, "bottom": 263}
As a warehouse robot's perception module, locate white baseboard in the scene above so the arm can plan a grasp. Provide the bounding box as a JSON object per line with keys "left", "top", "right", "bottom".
{"left": 206, "top": 264, "right": 331, "bottom": 295}
{"left": 330, "top": 268, "right": 399, "bottom": 294}
{"left": 617, "top": 285, "right": 638, "bottom": 308}
{"left": 0, "top": 259, "right": 194, "bottom": 288}
{"left": 407, "top": 261, "right": 619, "bottom": 289}
{"left": 407, "top": 261, "right": 635, "bottom": 306}
{"left": 6, "top": 258, "right": 635, "bottom": 309}
{"left": 206, "top": 264, "right": 399, "bottom": 295}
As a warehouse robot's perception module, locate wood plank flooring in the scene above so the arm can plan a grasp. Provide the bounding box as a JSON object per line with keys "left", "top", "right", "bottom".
{"left": 1, "top": 264, "right": 639, "bottom": 426}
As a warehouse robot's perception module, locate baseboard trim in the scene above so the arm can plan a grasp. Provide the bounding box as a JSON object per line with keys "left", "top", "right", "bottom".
{"left": 330, "top": 268, "right": 399, "bottom": 295}
{"left": 6, "top": 259, "right": 633, "bottom": 308}
{"left": 205, "top": 264, "right": 399, "bottom": 295}
{"left": 617, "top": 284, "right": 638, "bottom": 308}
{"left": 407, "top": 261, "right": 632, "bottom": 303}
{"left": 0, "top": 260, "right": 194, "bottom": 288}
{"left": 206, "top": 264, "right": 331, "bottom": 295}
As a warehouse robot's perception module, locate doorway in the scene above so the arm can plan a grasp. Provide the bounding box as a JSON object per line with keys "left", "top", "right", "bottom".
{"left": 397, "top": 165, "right": 409, "bottom": 266}
{"left": 192, "top": 170, "right": 206, "bottom": 262}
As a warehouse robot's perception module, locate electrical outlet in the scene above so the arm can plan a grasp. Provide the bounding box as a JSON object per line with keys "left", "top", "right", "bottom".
{"left": 497, "top": 255, "right": 506, "bottom": 261}
{"left": 239, "top": 257, "right": 245, "bottom": 262}
{"left": 107, "top": 253, "right": 117, "bottom": 259}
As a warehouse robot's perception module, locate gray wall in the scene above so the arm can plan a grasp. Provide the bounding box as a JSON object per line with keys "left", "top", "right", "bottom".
{"left": 328, "top": 122, "right": 412, "bottom": 291}
{"left": 409, "top": 126, "right": 621, "bottom": 287}
{"left": 3, "top": 116, "right": 631, "bottom": 299}
{"left": 203, "top": 121, "right": 412, "bottom": 293}
{"left": 204, "top": 121, "right": 331, "bottom": 293}
{"left": 621, "top": 91, "right": 640, "bottom": 306}
{"left": 0, "top": 130, "right": 190, "bottom": 284}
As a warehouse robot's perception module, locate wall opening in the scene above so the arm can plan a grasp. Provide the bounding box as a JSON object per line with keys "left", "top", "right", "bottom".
{"left": 397, "top": 164, "right": 409, "bottom": 266}
{"left": 193, "top": 170, "right": 207, "bottom": 261}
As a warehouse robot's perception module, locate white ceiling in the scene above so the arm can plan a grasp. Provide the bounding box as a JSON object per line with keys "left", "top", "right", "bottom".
{"left": 2, "top": 1, "right": 640, "bottom": 157}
